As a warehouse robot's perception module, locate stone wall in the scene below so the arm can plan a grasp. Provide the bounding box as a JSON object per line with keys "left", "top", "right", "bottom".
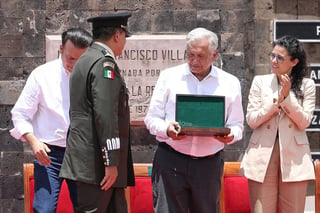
{"left": 0, "top": 0, "right": 320, "bottom": 212}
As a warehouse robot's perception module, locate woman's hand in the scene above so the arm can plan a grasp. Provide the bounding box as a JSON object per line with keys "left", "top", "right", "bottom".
{"left": 278, "top": 74, "right": 291, "bottom": 102}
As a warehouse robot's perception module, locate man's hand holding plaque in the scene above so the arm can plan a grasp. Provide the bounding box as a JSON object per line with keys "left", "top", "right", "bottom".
{"left": 167, "top": 121, "right": 187, "bottom": 140}
{"left": 214, "top": 133, "right": 234, "bottom": 144}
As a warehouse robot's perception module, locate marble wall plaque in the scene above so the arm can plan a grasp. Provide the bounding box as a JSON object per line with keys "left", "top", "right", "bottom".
{"left": 46, "top": 35, "right": 187, "bottom": 121}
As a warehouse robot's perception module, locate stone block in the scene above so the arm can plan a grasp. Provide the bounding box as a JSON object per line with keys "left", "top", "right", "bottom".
{"left": 0, "top": 80, "right": 25, "bottom": 105}
{"left": 0, "top": 1, "right": 24, "bottom": 18}
{"left": 0, "top": 174, "right": 23, "bottom": 199}
{"left": 24, "top": 0, "right": 45, "bottom": 10}
{"left": 275, "top": 1, "right": 297, "bottom": 16}
{"left": 197, "top": 0, "right": 219, "bottom": 9}
{"left": 0, "top": 16, "right": 23, "bottom": 35}
{"left": 68, "top": 11, "right": 94, "bottom": 30}
{"left": 220, "top": 32, "right": 244, "bottom": 53}
{"left": 151, "top": 10, "right": 174, "bottom": 32}
{"left": 254, "top": 20, "right": 272, "bottom": 43}
{"left": 45, "top": 11, "right": 69, "bottom": 32}
{"left": 23, "top": 10, "right": 46, "bottom": 58}
{"left": 0, "top": 57, "right": 44, "bottom": 80}
{"left": 255, "top": 9, "right": 275, "bottom": 20}
{"left": 221, "top": 53, "right": 245, "bottom": 80}
{"left": 0, "top": 58, "right": 24, "bottom": 80}
{"left": 131, "top": 146, "right": 157, "bottom": 163}
{"left": 196, "top": 9, "right": 220, "bottom": 33}
{"left": 173, "top": 0, "right": 197, "bottom": 9}
{"left": 304, "top": 43, "right": 320, "bottom": 63}
{"left": 254, "top": 43, "right": 272, "bottom": 65}
{"left": 221, "top": 9, "right": 249, "bottom": 33}
{"left": 0, "top": 199, "right": 24, "bottom": 213}
{"left": 146, "top": 0, "right": 174, "bottom": 10}
{"left": 308, "top": 132, "right": 320, "bottom": 150}
{"left": 218, "top": 0, "right": 252, "bottom": 10}
{"left": 298, "top": 0, "right": 319, "bottom": 17}
{"left": 45, "top": 10, "right": 91, "bottom": 34}
{"left": 0, "top": 131, "right": 23, "bottom": 152}
{"left": 173, "top": 10, "right": 197, "bottom": 32}
{"left": 113, "top": 0, "right": 130, "bottom": 11}
{"left": 0, "top": 105, "right": 13, "bottom": 126}
{"left": 225, "top": 139, "right": 246, "bottom": 150}
{"left": 316, "top": 87, "right": 320, "bottom": 107}
{"left": 128, "top": 0, "right": 145, "bottom": 11}
{"left": 223, "top": 149, "right": 244, "bottom": 162}
{"left": 130, "top": 10, "right": 152, "bottom": 32}
{"left": 0, "top": 35, "right": 23, "bottom": 57}
{"left": 254, "top": 0, "right": 274, "bottom": 20}
{"left": 131, "top": 124, "right": 157, "bottom": 146}
{"left": 0, "top": 152, "right": 23, "bottom": 176}
{"left": 254, "top": 0, "right": 273, "bottom": 9}
{"left": 46, "top": 0, "right": 112, "bottom": 10}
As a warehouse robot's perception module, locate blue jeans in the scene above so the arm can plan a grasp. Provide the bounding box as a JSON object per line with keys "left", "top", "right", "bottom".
{"left": 33, "top": 145, "right": 77, "bottom": 213}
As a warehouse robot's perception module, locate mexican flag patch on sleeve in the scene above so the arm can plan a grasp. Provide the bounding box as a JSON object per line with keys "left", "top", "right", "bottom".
{"left": 103, "top": 61, "right": 115, "bottom": 79}
{"left": 104, "top": 69, "right": 114, "bottom": 79}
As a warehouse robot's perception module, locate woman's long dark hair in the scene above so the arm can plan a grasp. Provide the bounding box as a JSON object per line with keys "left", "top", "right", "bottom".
{"left": 273, "top": 35, "right": 307, "bottom": 99}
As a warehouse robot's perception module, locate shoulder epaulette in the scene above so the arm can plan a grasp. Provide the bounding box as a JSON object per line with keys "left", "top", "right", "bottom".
{"left": 101, "top": 50, "right": 112, "bottom": 58}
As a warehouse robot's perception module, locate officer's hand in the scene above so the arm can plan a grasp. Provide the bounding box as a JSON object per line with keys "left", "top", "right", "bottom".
{"left": 100, "top": 166, "right": 118, "bottom": 191}
{"left": 167, "top": 122, "right": 187, "bottom": 140}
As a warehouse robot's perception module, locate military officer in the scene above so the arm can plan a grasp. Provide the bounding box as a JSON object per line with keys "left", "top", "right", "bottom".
{"left": 59, "top": 12, "right": 135, "bottom": 213}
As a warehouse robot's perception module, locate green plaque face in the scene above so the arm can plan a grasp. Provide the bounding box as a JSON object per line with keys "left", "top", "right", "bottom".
{"left": 175, "top": 94, "right": 230, "bottom": 136}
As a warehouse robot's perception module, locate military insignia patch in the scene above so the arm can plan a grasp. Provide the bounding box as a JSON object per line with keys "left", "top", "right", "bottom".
{"left": 104, "top": 69, "right": 114, "bottom": 79}
{"left": 103, "top": 62, "right": 115, "bottom": 69}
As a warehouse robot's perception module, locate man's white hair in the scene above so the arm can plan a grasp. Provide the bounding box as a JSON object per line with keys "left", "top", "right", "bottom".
{"left": 186, "top": 28, "right": 218, "bottom": 53}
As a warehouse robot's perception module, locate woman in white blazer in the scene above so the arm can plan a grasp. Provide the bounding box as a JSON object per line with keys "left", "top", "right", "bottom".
{"left": 240, "top": 35, "right": 315, "bottom": 213}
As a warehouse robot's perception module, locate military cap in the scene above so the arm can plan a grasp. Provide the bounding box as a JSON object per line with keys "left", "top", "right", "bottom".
{"left": 87, "top": 12, "right": 132, "bottom": 37}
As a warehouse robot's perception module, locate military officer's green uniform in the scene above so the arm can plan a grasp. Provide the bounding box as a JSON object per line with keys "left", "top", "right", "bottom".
{"left": 60, "top": 12, "right": 134, "bottom": 212}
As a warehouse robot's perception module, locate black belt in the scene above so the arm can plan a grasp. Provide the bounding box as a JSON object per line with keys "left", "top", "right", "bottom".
{"left": 44, "top": 143, "right": 66, "bottom": 150}
{"left": 159, "top": 142, "right": 217, "bottom": 160}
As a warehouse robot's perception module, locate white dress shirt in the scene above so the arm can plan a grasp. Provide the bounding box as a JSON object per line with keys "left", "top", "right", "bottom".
{"left": 144, "top": 63, "right": 244, "bottom": 157}
{"left": 10, "top": 58, "right": 70, "bottom": 147}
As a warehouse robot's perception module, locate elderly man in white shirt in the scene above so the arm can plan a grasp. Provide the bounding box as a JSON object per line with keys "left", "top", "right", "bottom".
{"left": 10, "top": 28, "right": 92, "bottom": 213}
{"left": 144, "top": 27, "right": 244, "bottom": 213}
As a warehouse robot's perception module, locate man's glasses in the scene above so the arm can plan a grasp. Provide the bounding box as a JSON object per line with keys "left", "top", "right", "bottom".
{"left": 269, "top": 53, "right": 288, "bottom": 64}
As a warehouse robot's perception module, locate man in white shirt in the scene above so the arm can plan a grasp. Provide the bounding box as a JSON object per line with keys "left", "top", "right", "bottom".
{"left": 10, "top": 28, "right": 92, "bottom": 213}
{"left": 144, "top": 27, "right": 244, "bottom": 213}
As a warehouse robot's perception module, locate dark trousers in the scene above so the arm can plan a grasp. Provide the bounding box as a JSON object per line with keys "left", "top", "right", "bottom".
{"left": 152, "top": 143, "right": 224, "bottom": 213}
{"left": 76, "top": 182, "right": 127, "bottom": 213}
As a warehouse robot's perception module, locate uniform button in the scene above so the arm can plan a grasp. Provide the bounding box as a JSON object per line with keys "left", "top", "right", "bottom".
{"left": 289, "top": 124, "right": 293, "bottom": 128}
{"left": 267, "top": 125, "right": 270, "bottom": 129}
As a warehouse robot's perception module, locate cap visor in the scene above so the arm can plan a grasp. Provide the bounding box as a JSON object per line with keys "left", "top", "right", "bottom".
{"left": 125, "top": 29, "right": 132, "bottom": 37}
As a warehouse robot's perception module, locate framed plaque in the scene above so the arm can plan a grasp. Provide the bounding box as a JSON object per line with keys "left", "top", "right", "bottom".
{"left": 175, "top": 94, "right": 230, "bottom": 136}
